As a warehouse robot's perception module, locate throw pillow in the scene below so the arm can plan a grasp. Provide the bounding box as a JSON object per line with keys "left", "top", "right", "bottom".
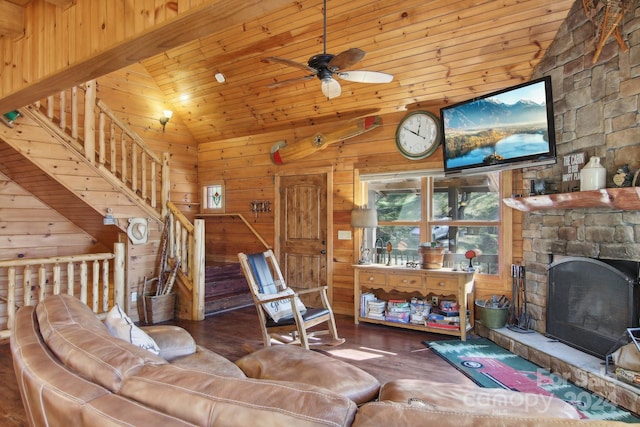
{"left": 105, "top": 304, "right": 161, "bottom": 355}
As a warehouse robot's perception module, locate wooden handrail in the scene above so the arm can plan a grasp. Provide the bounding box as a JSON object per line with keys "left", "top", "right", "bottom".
{"left": 166, "top": 201, "right": 205, "bottom": 320}
{"left": 197, "top": 212, "right": 271, "bottom": 250}
{"left": 0, "top": 243, "right": 125, "bottom": 339}
{"left": 37, "top": 80, "right": 169, "bottom": 217}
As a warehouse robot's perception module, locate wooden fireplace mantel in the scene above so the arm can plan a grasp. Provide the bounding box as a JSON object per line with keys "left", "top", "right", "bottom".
{"left": 502, "top": 187, "right": 640, "bottom": 212}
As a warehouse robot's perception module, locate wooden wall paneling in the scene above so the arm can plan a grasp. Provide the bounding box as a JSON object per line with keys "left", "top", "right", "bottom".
{"left": 0, "top": 171, "right": 109, "bottom": 260}
{"left": 0, "top": 1, "right": 23, "bottom": 38}
{"left": 95, "top": 65, "right": 199, "bottom": 215}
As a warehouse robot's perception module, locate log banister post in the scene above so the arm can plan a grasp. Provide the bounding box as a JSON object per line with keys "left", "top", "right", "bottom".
{"left": 83, "top": 80, "right": 96, "bottom": 163}
{"left": 0, "top": 244, "right": 127, "bottom": 339}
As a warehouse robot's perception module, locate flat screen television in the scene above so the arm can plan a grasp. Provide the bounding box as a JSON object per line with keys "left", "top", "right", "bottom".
{"left": 440, "top": 76, "right": 557, "bottom": 176}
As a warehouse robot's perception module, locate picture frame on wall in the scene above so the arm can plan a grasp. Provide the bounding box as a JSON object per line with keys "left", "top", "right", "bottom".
{"left": 201, "top": 181, "right": 225, "bottom": 213}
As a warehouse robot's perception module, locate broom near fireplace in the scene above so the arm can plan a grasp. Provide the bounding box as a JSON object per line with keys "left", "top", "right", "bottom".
{"left": 508, "top": 264, "right": 534, "bottom": 333}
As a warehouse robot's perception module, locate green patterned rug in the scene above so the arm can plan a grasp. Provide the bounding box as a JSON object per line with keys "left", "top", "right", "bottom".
{"left": 425, "top": 338, "right": 640, "bottom": 423}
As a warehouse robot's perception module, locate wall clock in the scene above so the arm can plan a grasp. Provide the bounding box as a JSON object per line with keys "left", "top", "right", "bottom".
{"left": 395, "top": 110, "right": 442, "bottom": 160}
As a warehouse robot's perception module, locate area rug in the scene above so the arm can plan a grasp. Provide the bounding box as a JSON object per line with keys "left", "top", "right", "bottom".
{"left": 425, "top": 338, "right": 640, "bottom": 423}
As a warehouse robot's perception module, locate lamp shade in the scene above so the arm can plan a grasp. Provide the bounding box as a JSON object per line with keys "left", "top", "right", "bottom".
{"left": 351, "top": 208, "right": 378, "bottom": 228}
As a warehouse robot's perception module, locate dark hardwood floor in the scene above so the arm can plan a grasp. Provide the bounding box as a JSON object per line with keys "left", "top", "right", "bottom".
{"left": 0, "top": 306, "right": 475, "bottom": 426}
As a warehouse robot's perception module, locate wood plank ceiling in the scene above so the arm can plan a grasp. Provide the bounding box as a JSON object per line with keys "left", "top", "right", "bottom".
{"left": 140, "top": 0, "right": 575, "bottom": 144}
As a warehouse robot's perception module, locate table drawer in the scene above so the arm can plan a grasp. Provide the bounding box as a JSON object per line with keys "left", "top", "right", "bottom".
{"left": 387, "top": 273, "right": 424, "bottom": 291}
{"left": 425, "top": 276, "right": 459, "bottom": 292}
{"left": 358, "top": 270, "right": 387, "bottom": 286}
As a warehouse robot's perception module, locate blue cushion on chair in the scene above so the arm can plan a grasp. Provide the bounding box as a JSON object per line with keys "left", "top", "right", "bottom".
{"left": 247, "top": 253, "right": 278, "bottom": 294}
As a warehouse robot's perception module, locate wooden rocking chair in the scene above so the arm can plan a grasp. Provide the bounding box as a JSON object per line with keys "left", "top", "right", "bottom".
{"left": 238, "top": 250, "right": 344, "bottom": 350}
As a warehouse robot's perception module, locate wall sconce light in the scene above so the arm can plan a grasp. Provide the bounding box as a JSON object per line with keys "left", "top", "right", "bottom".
{"left": 249, "top": 200, "right": 271, "bottom": 220}
{"left": 159, "top": 110, "right": 173, "bottom": 132}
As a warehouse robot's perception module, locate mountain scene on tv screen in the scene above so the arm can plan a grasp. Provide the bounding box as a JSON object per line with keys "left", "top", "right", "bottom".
{"left": 444, "top": 97, "right": 551, "bottom": 169}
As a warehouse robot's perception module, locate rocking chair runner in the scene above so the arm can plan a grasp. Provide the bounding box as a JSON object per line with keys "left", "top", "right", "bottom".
{"left": 238, "top": 250, "right": 344, "bottom": 349}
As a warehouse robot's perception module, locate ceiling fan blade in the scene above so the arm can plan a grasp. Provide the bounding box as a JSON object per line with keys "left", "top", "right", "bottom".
{"left": 267, "top": 74, "right": 315, "bottom": 88}
{"left": 264, "top": 56, "right": 317, "bottom": 74}
{"left": 337, "top": 70, "right": 394, "bottom": 84}
{"left": 327, "top": 48, "right": 365, "bottom": 71}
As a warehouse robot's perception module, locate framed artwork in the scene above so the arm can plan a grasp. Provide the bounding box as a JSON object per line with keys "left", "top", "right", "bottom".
{"left": 201, "top": 181, "right": 225, "bottom": 213}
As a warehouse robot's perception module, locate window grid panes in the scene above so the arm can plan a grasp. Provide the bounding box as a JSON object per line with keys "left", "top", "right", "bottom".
{"left": 367, "top": 172, "right": 500, "bottom": 274}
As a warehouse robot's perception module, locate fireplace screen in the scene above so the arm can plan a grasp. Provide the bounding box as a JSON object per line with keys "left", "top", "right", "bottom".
{"left": 547, "top": 257, "right": 639, "bottom": 359}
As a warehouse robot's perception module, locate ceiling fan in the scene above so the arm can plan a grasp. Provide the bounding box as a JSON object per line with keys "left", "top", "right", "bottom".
{"left": 264, "top": 0, "right": 394, "bottom": 99}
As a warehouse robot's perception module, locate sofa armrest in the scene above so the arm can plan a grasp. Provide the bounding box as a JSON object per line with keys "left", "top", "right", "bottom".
{"left": 141, "top": 325, "right": 196, "bottom": 361}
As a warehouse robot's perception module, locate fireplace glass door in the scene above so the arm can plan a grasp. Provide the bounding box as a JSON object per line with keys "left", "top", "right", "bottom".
{"left": 547, "top": 257, "right": 639, "bottom": 359}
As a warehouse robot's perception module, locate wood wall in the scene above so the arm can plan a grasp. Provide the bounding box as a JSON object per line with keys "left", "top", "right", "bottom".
{"left": 0, "top": 170, "right": 109, "bottom": 259}
{"left": 199, "top": 110, "right": 516, "bottom": 315}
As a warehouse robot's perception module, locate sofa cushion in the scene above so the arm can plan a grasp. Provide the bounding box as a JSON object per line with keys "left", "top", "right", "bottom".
{"left": 119, "top": 364, "right": 357, "bottom": 427}
{"left": 378, "top": 379, "right": 581, "bottom": 419}
{"left": 105, "top": 304, "right": 161, "bottom": 355}
{"left": 235, "top": 345, "right": 380, "bottom": 404}
{"left": 141, "top": 325, "right": 196, "bottom": 360}
{"left": 170, "top": 345, "right": 246, "bottom": 378}
{"left": 36, "top": 294, "right": 167, "bottom": 393}
{"left": 353, "top": 401, "right": 628, "bottom": 427}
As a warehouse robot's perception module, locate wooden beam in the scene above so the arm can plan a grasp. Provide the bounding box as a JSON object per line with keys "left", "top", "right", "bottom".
{"left": 0, "top": 0, "right": 292, "bottom": 112}
{"left": 0, "top": 1, "right": 23, "bottom": 38}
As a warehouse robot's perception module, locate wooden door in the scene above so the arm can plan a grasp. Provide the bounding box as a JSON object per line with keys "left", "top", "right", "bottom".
{"left": 278, "top": 173, "right": 327, "bottom": 307}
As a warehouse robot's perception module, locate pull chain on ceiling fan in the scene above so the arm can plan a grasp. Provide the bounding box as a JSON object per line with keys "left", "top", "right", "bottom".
{"left": 264, "top": 0, "right": 394, "bottom": 99}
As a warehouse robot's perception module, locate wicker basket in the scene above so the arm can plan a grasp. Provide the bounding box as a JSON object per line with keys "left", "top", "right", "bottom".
{"left": 142, "top": 293, "right": 176, "bottom": 324}
{"left": 418, "top": 247, "right": 444, "bottom": 269}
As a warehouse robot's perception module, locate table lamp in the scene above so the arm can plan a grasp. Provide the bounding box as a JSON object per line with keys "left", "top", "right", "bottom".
{"left": 351, "top": 207, "right": 378, "bottom": 264}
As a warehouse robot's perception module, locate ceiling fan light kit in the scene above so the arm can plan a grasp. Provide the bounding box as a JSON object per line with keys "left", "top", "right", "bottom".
{"left": 265, "top": 0, "right": 393, "bottom": 99}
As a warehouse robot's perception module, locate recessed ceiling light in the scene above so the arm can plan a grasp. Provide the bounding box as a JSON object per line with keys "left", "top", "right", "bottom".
{"left": 215, "top": 73, "right": 226, "bottom": 83}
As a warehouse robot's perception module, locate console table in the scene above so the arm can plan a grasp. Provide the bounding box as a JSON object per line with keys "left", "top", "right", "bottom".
{"left": 353, "top": 265, "right": 475, "bottom": 341}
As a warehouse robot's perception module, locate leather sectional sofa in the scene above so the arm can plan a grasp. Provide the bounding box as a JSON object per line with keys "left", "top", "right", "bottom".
{"left": 11, "top": 294, "right": 628, "bottom": 426}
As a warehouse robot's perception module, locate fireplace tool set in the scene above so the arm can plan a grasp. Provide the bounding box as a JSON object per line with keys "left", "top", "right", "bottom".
{"left": 508, "top": 264, "right": 533, "bottom": 333}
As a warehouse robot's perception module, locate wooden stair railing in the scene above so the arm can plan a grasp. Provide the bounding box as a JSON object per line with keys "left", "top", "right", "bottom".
{"left": 167, "top": 201, "right": 205, "bottom": 321}
{"left": 28, "top": 80, "right": 169, "bottom": 218}
{"left": 0, "top": 243, "right": 126, "bottom": 339}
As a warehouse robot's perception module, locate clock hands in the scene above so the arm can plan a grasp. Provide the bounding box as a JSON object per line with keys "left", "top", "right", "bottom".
{"left": 403, "top": 125, "right": 426, "bottom": 140}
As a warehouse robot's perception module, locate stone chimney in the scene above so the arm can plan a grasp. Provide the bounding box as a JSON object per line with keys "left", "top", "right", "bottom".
{"left": 519, "top": 2, "right": 640, "bottom": 333}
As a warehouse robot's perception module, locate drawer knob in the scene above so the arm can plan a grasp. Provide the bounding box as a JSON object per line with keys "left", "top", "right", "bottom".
{"left": 402, "top": 279, "right": 408, "bottom": 284}
{"left": 438, "top": 282, "right": 445, "bottom": 286}
{"left": 368, "top": 276, "right": 374, "bottom": 282}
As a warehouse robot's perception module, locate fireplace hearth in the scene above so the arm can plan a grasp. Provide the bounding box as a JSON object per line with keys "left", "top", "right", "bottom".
{"left": 546, "top": 257, "right": 640, "bottom": 359}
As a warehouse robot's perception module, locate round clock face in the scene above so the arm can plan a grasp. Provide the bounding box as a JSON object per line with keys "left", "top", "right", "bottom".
{"left": 395, "top": 111, "right": 442, "bottom": 160}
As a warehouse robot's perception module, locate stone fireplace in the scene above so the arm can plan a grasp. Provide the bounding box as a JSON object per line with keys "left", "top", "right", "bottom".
{"left": 518, "top": 2, "right": 640, "bottom": 340}
{"left": 476, "top": 2, "right": 640, "bottom": 413}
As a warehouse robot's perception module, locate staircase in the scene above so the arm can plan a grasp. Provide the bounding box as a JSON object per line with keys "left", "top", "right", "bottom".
{"left": 0, "top": 81, "right": 206, "bottom": 321}
{"left": 0, "top": 80, "right": 169, "bottom": 223}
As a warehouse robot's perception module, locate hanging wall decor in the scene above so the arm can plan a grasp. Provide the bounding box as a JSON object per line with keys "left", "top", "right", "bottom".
{"left": 583, "top": 0, "right": 632, "bottom": 63}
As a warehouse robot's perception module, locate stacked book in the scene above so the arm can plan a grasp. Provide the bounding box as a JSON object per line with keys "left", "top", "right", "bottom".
{"left": 360, "top": 292, "right": 377, "bottom": 317}
{"left": 366, "top": 299, "right": 386, "bottom": 320}
{"left": 426, "top": 307, "right": 469, "bottom": 330}
{"left": 409, "top": 297, "right": 431, "bottom": 324}
{"left": 386, "top": 300, "right": 411, "bottom": 324}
